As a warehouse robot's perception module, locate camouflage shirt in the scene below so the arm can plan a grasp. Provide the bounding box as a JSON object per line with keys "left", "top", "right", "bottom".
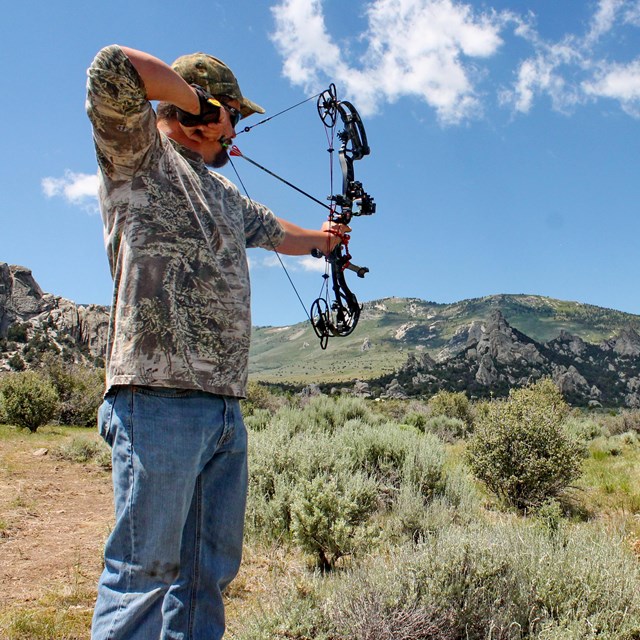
{"left": 86, "top": 45, "right": 284, "bottom": 397}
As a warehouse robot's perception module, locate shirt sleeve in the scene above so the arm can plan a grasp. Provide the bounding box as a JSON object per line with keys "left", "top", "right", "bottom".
{"left": 210, "top": 170, "right": 285, "bottom": 249}
{"left": 242, "top": 196, "right": 285, "bottom": 249}
{"left": 86, "top": 45, "right": 159, "bottom": 179}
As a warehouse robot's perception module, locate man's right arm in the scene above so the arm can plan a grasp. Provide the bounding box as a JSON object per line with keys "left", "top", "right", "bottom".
{"left": 117, "top": 47, "right": 199, "bottom": 113}
{"left": 86, "top": 45, "right": 200, "bottom": 178}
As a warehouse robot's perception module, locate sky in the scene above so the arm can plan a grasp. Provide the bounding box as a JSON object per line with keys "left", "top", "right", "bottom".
{"left": 1, "top": 0, "right": 639, "bottom": 327}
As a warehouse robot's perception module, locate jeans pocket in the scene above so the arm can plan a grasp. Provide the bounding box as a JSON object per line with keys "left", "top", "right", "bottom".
{"left": 98, "top": 388, "right": 118, "bottom": 447}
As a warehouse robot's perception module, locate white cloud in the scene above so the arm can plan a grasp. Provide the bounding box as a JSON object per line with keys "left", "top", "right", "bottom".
{"left": 624, "top": 1, "right": 640, "bottom": 26}
{"left": 585, "top": 0, "right": 625, "bottom": 46}
{"left": 42, "top": 171, "right": 99, "bottom": 212}
{"left": 271, "top": 0, "right": 640, "bottom": 122}
{"left": 271, "top": 0, "right": 505, "bottom": 124}
{"left": 584, "top": 59, "right": 640, "bottom": 115}
{"left": 252, "top": 252, "right": 327, "bottom": 273}
{"left": 500, "top": 0, "right": 639, "bottom": 116}
{"left": 500, "top": 40, "right": 583, "bottom": 114}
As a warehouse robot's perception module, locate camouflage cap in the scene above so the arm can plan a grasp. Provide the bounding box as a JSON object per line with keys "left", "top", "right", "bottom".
{"left": 171, "top": 53, "right": 265, "bottom": 119}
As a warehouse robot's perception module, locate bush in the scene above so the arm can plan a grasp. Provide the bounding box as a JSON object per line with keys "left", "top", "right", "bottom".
{"left": 427, "top": 390, "right": 474, "bottom": 429}
{"left": 290, "top": 471, "right": 379, "bottom": 569}
{"left": 422, "top": 415, "right": 468, "bottom": 442}
{"left": 0, "top": 370, "right": 59, "bottom": 432}
{"left": 603, "top": 410, "right": 640, "bottom": 436}
{"left": 241, "top": 380, "right": 286, "bottom": 416}
{"left": 7, "top": 353, "right": 25, "bottom": 371}
{"left": 42, "top": 358, "right": 104, "bottom": 427}
{"left": 55, "top": 437, "right": 110, "bottom": 466}
{"left": 7, "top": 322, "right": 29, "bottom": 343}
{"left": 238, "top": 520, "right": 640, "bottom": 639}
{"left": 467, "top": 379, "right": 584, "bottom": 510}
{"left": 245, "top": 396, "right": 449, "bottom": 557}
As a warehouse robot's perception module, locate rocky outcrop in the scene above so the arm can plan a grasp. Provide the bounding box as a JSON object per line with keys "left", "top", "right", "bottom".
{"left": 382, "top": 378, "right": 408, "bottom": 399}
{"left": 401, "top": 351, "right": 435, "bottom": 373}
{"left": 0, "top": 263, "right": 110, "bottom": 369}
{"left": 552, "top": 365, "right": 592, "bottom": 397}
{"left": 0, "top": 263, "right": 47, "bottom": 332}
{"left": 475, "top": 311, "right": 545, "bottom": 367}
{"left": 385, "top": 311, "right": 640, "bottom": 407}
{"left": 604, "top": 327, "right": 640, "bottom": 357}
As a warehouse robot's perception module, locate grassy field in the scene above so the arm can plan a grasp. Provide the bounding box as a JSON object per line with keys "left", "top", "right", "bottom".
{"left": 1, "top": 405, "right": 639, "bottom": 639}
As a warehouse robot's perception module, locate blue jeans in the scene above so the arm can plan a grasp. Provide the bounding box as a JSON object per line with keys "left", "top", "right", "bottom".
{"left": 91, "top": 386, "right": 248, "bottom": 640}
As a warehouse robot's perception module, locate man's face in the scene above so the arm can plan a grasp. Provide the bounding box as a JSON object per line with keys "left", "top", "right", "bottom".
{"left": 193, "top": 97, "right": 242, "bottom": 167}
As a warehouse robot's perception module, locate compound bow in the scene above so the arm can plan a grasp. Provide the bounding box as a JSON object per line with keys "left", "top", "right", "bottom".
{"left": 230, "top": 83, "right": 376, "bottom": 349}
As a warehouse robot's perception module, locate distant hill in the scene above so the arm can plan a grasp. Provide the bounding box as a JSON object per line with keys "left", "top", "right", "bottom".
{"left": 250, "top": 295, "right": 640, "bottom": 375}
{"left": 2, "top": 262, "right": 639, "bottom": 407}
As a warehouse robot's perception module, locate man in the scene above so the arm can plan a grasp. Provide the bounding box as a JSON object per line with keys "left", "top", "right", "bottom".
{"left": 86, "top": 45, "right": 343, "bottom": 640}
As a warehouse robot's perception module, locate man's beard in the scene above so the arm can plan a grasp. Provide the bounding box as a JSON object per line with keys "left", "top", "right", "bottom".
{"left": 208, "top": 147, "right": 229, "bottom": 168}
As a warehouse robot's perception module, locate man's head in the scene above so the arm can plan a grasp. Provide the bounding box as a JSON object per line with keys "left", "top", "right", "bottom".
{"left": 171, "top": 53, "right": 264, "bottom": 119}
{"left": 157, "top": 53, "right": 264, "bottom": 168}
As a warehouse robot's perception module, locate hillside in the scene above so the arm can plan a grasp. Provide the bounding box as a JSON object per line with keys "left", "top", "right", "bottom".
{"left": 250, "top": 294, "right": 640, "bottom": 383}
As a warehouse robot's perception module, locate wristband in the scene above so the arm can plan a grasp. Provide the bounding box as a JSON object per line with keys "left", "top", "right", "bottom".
{"left": 176, "top": 84, "right": 222, "bottom": 127}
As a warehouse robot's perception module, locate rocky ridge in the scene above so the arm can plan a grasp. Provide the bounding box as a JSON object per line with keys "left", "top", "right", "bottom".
{"left": 0, "top": 263, "right": 109, "bottom": 371}
{"left": 376, "top": 309, "right": 640, "bottom": 407}
{"left": 3, "top": 263, "right": 640, "bottom": 407}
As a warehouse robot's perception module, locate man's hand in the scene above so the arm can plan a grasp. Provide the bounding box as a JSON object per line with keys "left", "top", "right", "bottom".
{"left": 176, "top": 85, "right": 222, "bottom": 127}
{"left": 321, "top": 220, "right": 352, "bottom": 255}
{"left": 275, "top": 218, "right": 352, "bottom": 256}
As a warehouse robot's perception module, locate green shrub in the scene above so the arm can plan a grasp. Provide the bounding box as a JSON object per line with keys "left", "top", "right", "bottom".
{"left": 243, "top": 407, "right": 272, "bottom": 431}
{"left": 54, "top": 437, "right": 109, "bottom": 466}
{"left": 422, "top": 415, "right": 468, "bottom": 442}
{"left": 337, "top": 419, "right": 412, "bottom": 489}
{"left": 7, "top": 353, "right": 26, "bottom": 371}
{"left": 241, "top": 380, "right": 285, "bottom": 416}
{"left": 290, "top": 471, "right": 379, "bottom": 569}
{"left": 564, "top": 415, "right": 605, "bottom": 442}
{"left": 330, "top": 521, "right": 640, "bottom": 639}
{"left": 428, "top": 390, "right": 474, "bottom": 429}
{"left": 467, "top": 379, "right": 584, "bottom": 510}
{"left": 7, "top": 322, "right": 29, "bottom": 343}
{"left": 0, "top": 370, "right": 58, "bottom": 432}
{"left": 602, "top": 410, "right": 640, "bottom": 437}
{"left": 42, "top": 358, "right": 104, "bottom": 427}
{"left": 402, "top": 432, "right": 446, "bottom": 501}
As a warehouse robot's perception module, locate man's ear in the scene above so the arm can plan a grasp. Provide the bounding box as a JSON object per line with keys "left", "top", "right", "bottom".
{"left": 182, "top": 125, "right": 206, "bottom": 142}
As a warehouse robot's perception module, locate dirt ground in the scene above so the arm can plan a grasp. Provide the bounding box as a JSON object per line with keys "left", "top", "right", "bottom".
{"left": 0, "top": 429, "right": 112, "bottom": 610}
{"left": 0, "top": 427, "right": 287, "bottom": 639}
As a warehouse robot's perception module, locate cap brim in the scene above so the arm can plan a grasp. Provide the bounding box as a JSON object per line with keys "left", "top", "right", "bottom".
{"left": 239, "top": 96, "right": 265, "bottom": 118}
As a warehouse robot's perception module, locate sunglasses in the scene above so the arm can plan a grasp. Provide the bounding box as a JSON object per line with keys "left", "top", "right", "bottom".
{"left": 218, "top": 101, "right": 242, "bottom": 128}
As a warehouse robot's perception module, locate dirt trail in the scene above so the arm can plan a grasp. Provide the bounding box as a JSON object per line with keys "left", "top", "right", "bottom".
{"left": 0, "top": 435, "right": 113, "bottom": 607}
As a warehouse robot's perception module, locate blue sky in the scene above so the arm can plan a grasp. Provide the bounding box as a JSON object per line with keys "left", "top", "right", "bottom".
{"left": 1, "top": 0, "right": 639, "bottom": 327}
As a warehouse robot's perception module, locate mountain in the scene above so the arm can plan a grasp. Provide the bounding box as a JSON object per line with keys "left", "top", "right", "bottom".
{"left": 250, "top": 295, "right": 640, "bottom": 379}
{"left": 2, "top": 262, "right": 639, "bottom": 407}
